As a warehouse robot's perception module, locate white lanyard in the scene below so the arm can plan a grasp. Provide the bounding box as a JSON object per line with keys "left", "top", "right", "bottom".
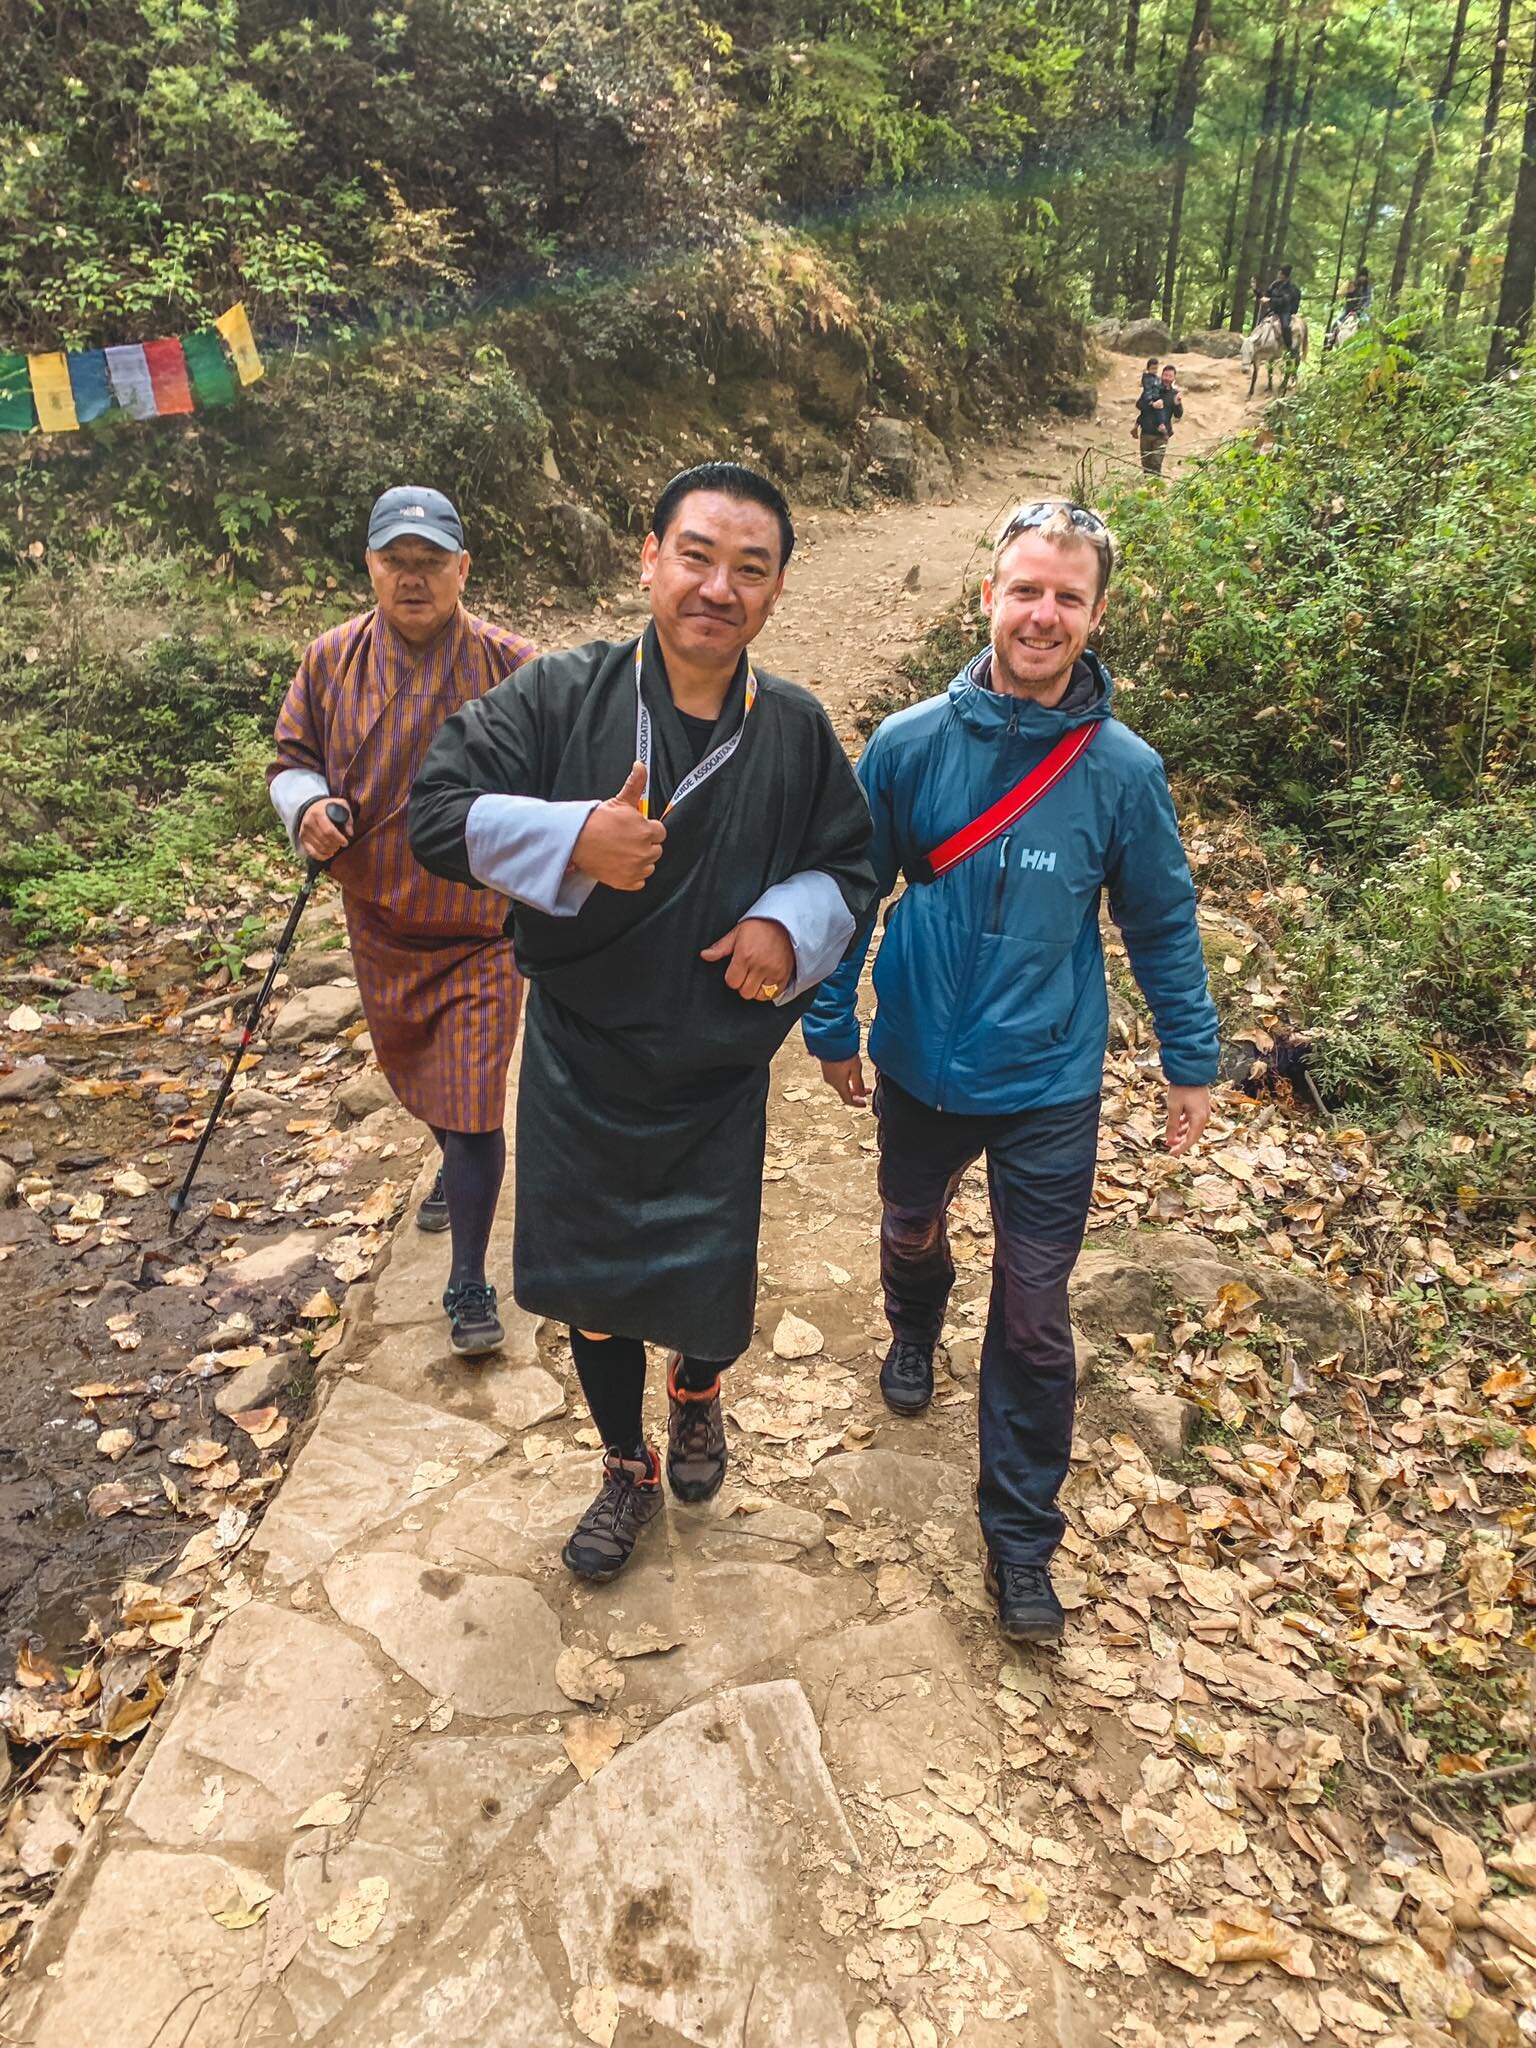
{"left": 633, "top": 641, "right": 757, "bottom": 819}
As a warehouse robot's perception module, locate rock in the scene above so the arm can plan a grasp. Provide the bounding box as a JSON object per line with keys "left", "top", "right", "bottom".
{"left": 1127, "top": 1391, "right": 1197, "bottom": 1463}
{"left": 269, "top": 981, "right": 363, "bottom": 1046}
{"left": 60, "top": 985, "right": 128, "bottom": 1024}
{"left": 369, "top": 1317, "right": 558, "bottom": 1426}
{"left": 797, "top": 1609, "right": 1002, "bottom": 1797}
{"left": 0, "top": 1061, "right": 58, "bottom": 1103}
{"left": 1107, "top": 990, "right": 1142, "bottom": 1049}
{"left": 227, "top": 1228, "right": 322, "bottom": 1287}
{"left": 323, "top": 1550, "right": 564, "bottom": 1719}
{"left": 129, "top": 1603, "right": 394, "bottom": 1845}
{"left": 535, "top": 1681, "right": 856, "bottom": 2047}
{"left": 251, "top": 1379, "right": 505, "bottom": 1584}
{"left": 813, "top": 1447, "right": 971, "bottom": 1532}
{"left": 346, "top": 1884, "right": 578, "bottom": 2046}
{"left": 1050, "top": 382, "right": 1099, "bottom": 418}
{"left": 16, "top": 1780, "right": 80, "bottom": 1877}
{"left": 336, "top": 1068, "right": 396, "bottom": 1122}
{"left": 21, "top": 1847, "right": 294, "bottom": 2048}
{"left": 1068, "top": 1248, "right": 1164, "bottom": 1335}
{"left": 1133, "top": 1232, "right": 1364, "bottom": 1362}
{"left": 213, "top": 1350, "right": 295, "bottom": 1416}
{"left": 541, "top": 444, "right": 561, "bottom": 481}
{"left": 549, "top": 500, "right": 617, "bottom": 587}
{"left": 1113, "top": 317, "right": 1173, "bottom": 356}
{"left": 228, "top": 1086, "right": 286, "bottom": 1118}
{"left": 0, "top": 1139, "right": 34, "bottom": 1165}
{"left": 0, "top": 1160, "right": 15, "bottom": 1207}
{"left": 428, "top": 1463, "right": 603, "bottom": 1580}
{"left": 772, "top": 1311, "right": 823, "bottom": 1359}
{"left": 1137, "top": 1233, "right": 1244, "bottom": 1310}
{"left": 1176, "top": 328, "right": 1244, "bottom": 359}
{"left": 286, "top": 942, "right": 353, "bottom": 989}
{"left": 682, "top": 1494, "right": 826, "bottom": 1566}
{"left": 867, "top": 414, "right": 953, "bottom": 500}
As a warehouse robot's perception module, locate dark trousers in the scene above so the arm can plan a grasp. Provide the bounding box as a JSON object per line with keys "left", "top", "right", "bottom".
{"left": 1139, "top": 432, "right": 1167, "bottom": 476}
{"left": 875, "top": 1076, "right": 1100, "bottom": 1566}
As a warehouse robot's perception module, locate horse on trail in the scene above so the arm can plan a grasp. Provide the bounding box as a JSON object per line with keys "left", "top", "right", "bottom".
{"left": 1240, "top": 312, "right": 1309, "bottom": 398}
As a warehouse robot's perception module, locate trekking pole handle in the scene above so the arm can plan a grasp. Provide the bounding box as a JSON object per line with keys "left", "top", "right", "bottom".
{"left": 306, "top": 800, "right": 355, "bottom": 875}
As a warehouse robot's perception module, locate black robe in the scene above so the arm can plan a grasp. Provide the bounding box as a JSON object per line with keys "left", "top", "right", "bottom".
{"left": 409, "top": 628, "right": 877, "bottom": 1358}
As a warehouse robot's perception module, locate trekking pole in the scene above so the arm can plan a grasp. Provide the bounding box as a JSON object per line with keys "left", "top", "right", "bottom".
{"left": 169, "top": 802, "right": 352, "bottom": 1227}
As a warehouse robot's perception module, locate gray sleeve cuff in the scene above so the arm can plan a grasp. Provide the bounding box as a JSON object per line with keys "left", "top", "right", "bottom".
{"left": 746, "top": 871, "right": 857, "bottom": 1003}
{"left": 464, "top": 794, "right": 600, "bottom": 916}
{"left": 270, "top": 769, "right": 331, "bottom": 852}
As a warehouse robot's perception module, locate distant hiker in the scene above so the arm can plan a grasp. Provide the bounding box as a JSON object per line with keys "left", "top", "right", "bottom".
{"left": 409, "top": 463, "right": 876, "bottom": 1582}
{"left": 805, "top": 500, "right": 1218, "bottom": 1646}
{"left": 1342, "top": 266, "right": 1372, "bottom": 321}
{"left": 268, "top": 487, "right": 533, "bottom": 1359}
{"left": 1133, "top": 363, "right": 1182, "bottom": 476}
{"left": 1263, "top": 265, "right": 1302, "bottom": 351}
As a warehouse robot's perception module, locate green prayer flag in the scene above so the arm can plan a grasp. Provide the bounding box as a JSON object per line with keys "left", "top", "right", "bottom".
{"left": 0, "top": 353, "right": 36, "bottom": 432}
{"left": 183, "top": 329, "right": 237, "bottom": 408}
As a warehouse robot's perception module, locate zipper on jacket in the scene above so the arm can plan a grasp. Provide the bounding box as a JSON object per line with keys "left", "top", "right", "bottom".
{"left": 988, "top": 835, "right": 1011, "bottom": 934}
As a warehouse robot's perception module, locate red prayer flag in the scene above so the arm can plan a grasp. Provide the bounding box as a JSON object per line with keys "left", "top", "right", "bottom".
{"left": 143, "top": 336, "right": 194, "bottom": 416}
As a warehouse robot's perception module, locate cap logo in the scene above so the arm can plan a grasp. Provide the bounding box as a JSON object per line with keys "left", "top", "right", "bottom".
{"left": 403, "top": 505, "right": 426, "bottom": 518}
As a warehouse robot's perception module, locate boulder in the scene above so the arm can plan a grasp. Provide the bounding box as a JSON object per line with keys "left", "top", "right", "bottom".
{"left": 549, "top": 500, "right": 617, "bottom": 588}
{"left": 1127, "top": 1391, "right": 1198, "bottom": 1463}
{"left": 268, "top": 980, "right": 363, "bottom": 1047}
{"left": 866, "top": 414, "right": 953, "bottom": 500}
{"left": 228, "top": 1086, "right": 286, "bottom": 1118}
{"left": 1069, "top": 1248, "right": 1164, "bottom": 1335}
{"left": 60, "top": 986, "right": 127, "bottom": 1024}
{"left": 286, "top": 942, "right": 353, "bottom": 989}
{"left": 0, "top": 1161, "right": 14, "bottom": 1207}
{"left": 0, "top": 1061, "right": 58, "bottom": 1104}
{"left": 336, "top": 1068, "right": 396, "bottom": 1122}
{"left": 1050, "top": 382, "right": 1099, "bottom": 418}
{"left": 1176, "top": 328, "right": 1244, "bottom": 359}
{"left": 1113, "top": 318, "right": 1172, "bottom": 357}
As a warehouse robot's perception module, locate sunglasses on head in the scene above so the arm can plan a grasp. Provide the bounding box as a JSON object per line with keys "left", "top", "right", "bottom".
{"left": 996, "top": 500, "right": 1109, "bottom": 547}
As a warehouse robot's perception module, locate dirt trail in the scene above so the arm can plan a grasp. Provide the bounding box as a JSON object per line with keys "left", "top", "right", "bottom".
{"left": 12, "top": 358, "right": 1509, "bottom": 2048}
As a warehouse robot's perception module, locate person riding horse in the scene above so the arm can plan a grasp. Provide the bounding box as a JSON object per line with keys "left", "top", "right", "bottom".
{"left": 1263, "top": 266, "right": 1301, "bottom": 352}
{"left": 1327, "top": 266, "right": 1372, "bottom": 350}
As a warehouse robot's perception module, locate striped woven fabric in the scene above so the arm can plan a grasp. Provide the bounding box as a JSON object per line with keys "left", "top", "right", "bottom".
{"left": 270, "top": 607, "right": 535, "bottom": 1131}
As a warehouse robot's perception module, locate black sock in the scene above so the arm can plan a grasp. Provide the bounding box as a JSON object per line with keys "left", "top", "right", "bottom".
{"left": 439, "top": 1127, "right": 506, "bottom": 1288}
{"left": 677, "top": 1355, "right": 730, "bottom": 1393}
{"left": 569, "top": 1329, "right": 648, "bottom": 1455}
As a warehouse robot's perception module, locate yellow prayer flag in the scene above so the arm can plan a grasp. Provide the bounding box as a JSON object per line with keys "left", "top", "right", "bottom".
{"left": 29, "top": 352, "right": 79, "bottom": 433}
{"left": 214, "top": 303, "right": 263, "bottom": 386}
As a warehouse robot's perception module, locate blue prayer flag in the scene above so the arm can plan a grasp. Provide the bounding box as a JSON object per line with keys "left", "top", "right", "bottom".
{"left": 68, "top": 349, "right": 115, "bottom": 424}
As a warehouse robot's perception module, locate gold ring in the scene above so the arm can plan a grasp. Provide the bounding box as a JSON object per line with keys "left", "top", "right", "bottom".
{"left": 758, "top": 982, "right": 781, "bottom": 1001}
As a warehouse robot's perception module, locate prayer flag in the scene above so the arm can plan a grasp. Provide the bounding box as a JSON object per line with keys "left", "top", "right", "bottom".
{"left": 28, "top": 352, "right": 79, "bottom": 433}
{"left": 0, "top": 354, "right": 35, "bottom": 432}
{"left": 68, "top": 349, "right": 115, "bottom": 424}
{"left": 143, "top": 336, "right": 194, "bottom": 416}
{"left": 183, "top": 329, "right": 237, "bottom": 408}
{"left": 105, "top": 344, "right": 157, "bottom": 420}
{"left": 214, "top": 302, "right": 264, "bottom": 385}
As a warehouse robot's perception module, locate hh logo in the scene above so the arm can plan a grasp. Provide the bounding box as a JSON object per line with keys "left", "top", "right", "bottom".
{"left": 1015, "top": 846, "right": 1056, "bottom": 873}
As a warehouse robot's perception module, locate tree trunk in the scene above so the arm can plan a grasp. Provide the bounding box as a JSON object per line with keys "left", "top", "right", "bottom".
{"left": 1213, "top": 108, "right": 1252, "bottom": 326}
{"left": 1388, "top": 0, "right": 1472, "bottom": 307}
{"left": 1229, "top": 20, "right": 1290, "bottom": 329}
{"left": 1161, "top": 0, "right": 1216, "bottom": 326}
{"left": 1446, "top": 0, "right": 1512, "bottom": 331}
{"left": 1124, "top": 0, "right": 1141, "bottom": 75}
{"left": 1274, "top": 19, "right": 1327, "bottom": 274}
{"left": 1259, "top": 29, "right": 1301, "bottom": 280}
{"left": 1488, "top": 10, "right": 1536, "bottom": 378}
{"left": 1329, "top": 117, "right": 1371, "bottom": 321}
{"left": 1148, "top": 25, "right": 1173, "bottom": 143}
{"left": 1359, "top": 7, "right": 1416, "bottom": 274}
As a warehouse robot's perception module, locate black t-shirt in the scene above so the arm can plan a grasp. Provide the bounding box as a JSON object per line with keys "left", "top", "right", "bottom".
{"left": 676, "top": 709, "right": 717, "bottom": 765}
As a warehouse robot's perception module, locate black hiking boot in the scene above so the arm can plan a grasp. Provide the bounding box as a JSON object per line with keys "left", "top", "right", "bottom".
{"left": 442, "top": 1280, "right": 504, "bottom": 1358}
{"left": 984, "top": 1553, "right": 1065, "bottom": 1646}
{"left": 562, "top": 1447, "right": 664, "bottom": 1581}
{"left": 416, "top": 1168, "right": 450, "bottom": 1233}
{"left": 665, "top": 1355, "right": 728, "bottom": 1504}
{"left": 879, "top": 1338, "right": 934, "bottom": 1416}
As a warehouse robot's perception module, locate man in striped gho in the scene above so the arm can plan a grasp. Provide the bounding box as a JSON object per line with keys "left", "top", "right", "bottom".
{"left": 267, "top": 487, "right": 533, "bottom": 1359}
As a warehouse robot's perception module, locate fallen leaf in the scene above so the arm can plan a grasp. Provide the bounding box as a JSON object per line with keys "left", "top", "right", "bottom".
{"left": 96, "top": 1428, "right": 134, "bottom": 1461}
{"left": 563, "top": 1716, "right": 625, "bottom": 1781}
{"left": 606, "top": 1626, "right": 683, "bottom": 1659}
{"left": 112, "top": 1169, "right": 151, "bottom": 1198}
{"left": 319, "top": 1874, "right": 389, "bottom": 1948}
{"left": 171, "top": 1436, "right": 228, "bottom": 1470}
{"left": 7, "top": 1005, "right": 42, "bottom": 1031}
{"left": 299, "top": 1288, "right": 339, "bottom": 1320}
{"left": 206, "top": 1871, "right": 275, "bottom": 1929}
{"left": 925, "top": 1880, "right": 992, "bottom": 1925}
{"left": 231, "top": 1406, "right": 288, "bottom": 1451}
{"left": 408, "top": 1459, "right": 459, "bottom": 1497}
{"left": 571, "top": 1983, "right": 620, "bottom": 2048}
{"left": 294, "top": 1791, "right": 352, "bottom": 1830}
{"left": 556, "top": 1647, "right": 624, "bottom": 1705}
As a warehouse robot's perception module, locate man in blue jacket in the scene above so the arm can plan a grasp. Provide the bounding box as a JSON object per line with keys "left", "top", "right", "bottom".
{"left": 804, "top": 500, "right": 1219, "bottom": 1645}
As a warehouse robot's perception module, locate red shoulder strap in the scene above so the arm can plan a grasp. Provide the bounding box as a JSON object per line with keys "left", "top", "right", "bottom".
{"left": 907, "top": 720, "right": 1099, "bottom": 885}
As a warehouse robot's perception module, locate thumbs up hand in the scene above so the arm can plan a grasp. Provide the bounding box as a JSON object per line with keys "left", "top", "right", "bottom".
{"left": 570, "top": 761, "right": 667, "bottom": 891}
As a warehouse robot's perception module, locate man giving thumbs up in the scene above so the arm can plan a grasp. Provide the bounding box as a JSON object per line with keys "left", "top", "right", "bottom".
{"left": 409, "top": 462, "right": 875, "bottom": 1582}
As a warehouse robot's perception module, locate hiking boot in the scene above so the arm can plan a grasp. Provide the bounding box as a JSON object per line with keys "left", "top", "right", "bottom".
{"left": 562, "top": 1448, "right": 664, "bottom": 1581}
{"left": 984, "top": 1553, "right": 1065, "bottom": 1645}
{"left": 879, "top": 1338, "right": 934, "bottom": 1416}
{"left": 665, "top": 1355, "right": 728, "bottom": 1503}
{"left": 442, "top": 1280, "right": 504, "bottom": 1358}
{"left": 416, "top": 1168, "right": 450, "bottom": 1233}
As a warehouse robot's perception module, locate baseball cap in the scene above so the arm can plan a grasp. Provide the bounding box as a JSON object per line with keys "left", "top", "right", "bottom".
{"left": 367, "top": 486, "right": 464, "bottom": 554}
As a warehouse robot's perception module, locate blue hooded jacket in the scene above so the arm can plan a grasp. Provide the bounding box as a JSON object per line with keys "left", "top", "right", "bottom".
{"left": 802, "top": 649, "right": 1219, "bottom": 1115}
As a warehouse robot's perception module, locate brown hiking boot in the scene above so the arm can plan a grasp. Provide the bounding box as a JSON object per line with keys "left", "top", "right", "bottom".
{"left": 562, "top": 1446, "right": 664, "bottom": 1581}
{"left": 665, "top": 1355, "right": 728, "bottom": 1503}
